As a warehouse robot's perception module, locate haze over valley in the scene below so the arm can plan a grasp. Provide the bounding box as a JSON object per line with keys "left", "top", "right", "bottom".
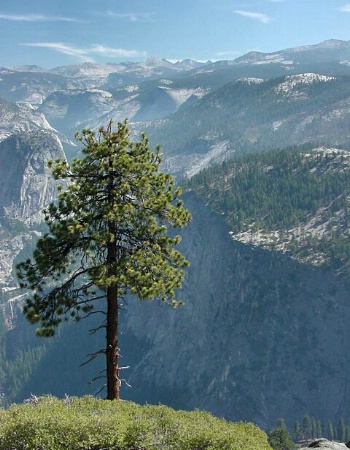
{"left": 3, "top": 38, "right": 350, "bottom": 447}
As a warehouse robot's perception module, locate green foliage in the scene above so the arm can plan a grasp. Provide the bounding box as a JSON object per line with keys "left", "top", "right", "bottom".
{"left": 290, "top": 415, "right": 350, "bottom": 443}
{"left": 0, "top": 396, "right": 272, "bottom": 450}
{"left": 4, "top": 345, "right": 46, "bottom": 403}
{"left": 337, "top": 417, "right": 347, "bottom": 443}
{"left": 17, "top": 120, "right": 191, "bottom": 333}
{"left": 267, "top": 427, "right": 294, "bottom": 450}
{"left": 185, "top": 144, "right": 350, "bottom": 269}
{"left": 16, "top": 120, "right": 191, "bottom": 398}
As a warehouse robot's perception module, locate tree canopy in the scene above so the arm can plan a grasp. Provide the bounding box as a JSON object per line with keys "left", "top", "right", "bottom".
{"left": 17, "top": 120, "right": 191, "bottom": 399}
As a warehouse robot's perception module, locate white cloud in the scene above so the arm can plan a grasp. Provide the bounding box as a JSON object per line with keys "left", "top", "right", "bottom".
{"left": 89, "top": 44, "right": 147, "bottom": 59}
{"left": 340, "top": 4, "right": 350, "bottom": 12}
{"left": 21, "top": 42, "right": 92, "bottom": 62}
{"left": 0, "top": 12, "right": 81, "bottom": 22}
{"left": 20, "top": 42, "right": 146, "bottom": 62}
{"left": 103, "top": 12, "right": 154, "bottom": 22}
{"left": 234, "top": 10, "right": 273, "bottom": 24}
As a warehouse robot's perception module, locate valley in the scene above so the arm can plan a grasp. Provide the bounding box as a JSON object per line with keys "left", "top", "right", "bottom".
{"left": 2, "top": 39, "right": 350, "bottom": 431}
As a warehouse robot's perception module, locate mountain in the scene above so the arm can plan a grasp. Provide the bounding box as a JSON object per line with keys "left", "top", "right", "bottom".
{"left": 184, "top": 145, "right": 350, "bottom": 266}
{"left": 234, "top": 39, "right": 350, "bottom": 66}
{"left": 4, "top": 42, "right": 350, "bottom": 175}
{"left": 0, "top": 131, "right": 65, "bottom": 287}
{"left": 0, "top": 98, "right": 59, "bottom": 143}
{"left": 146, "top": 73, "right": 350, "bottom": 176}
{"left": 121, "top": 191, "right": 350, "bottom": 427}
{"left": 3, "top": 39, "right": 350, "bottom": 430}
{"left": 6, "top": 184, "right": 350, "bottom": 428}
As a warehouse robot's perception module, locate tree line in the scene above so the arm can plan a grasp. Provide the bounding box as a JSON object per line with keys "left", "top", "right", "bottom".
{"left": 272, "top": 415, "right": 350, "bottom": 444}
{"left": 184, "top": 143, "right": 350, "bottom": 270}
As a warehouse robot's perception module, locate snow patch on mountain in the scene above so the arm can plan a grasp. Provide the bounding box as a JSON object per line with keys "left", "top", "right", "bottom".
{"left": 162, "top": 141, "right": 232, "bottom": 179}
{"left": 158, "top": 86, "right": 209, "bottom": 107}
{"left": 51, "top": 62, "right": 122, "bottom": 79}
{"left": 125, "top": 85, "right": 139, "bottom": 92}
{"left": 275, "top": 73, "right": 336, "bottom": 98}
{"left": 254, "top": 54, "right": 293, "bottom": 65}
{"left": 272, "top": 119, "right": 287, "bottom": 131}
{"left": 238, "top": 77, "right": 265, "bottom": 84}
{"left": 0, "top": 102, "right": 58, "bottom": 142}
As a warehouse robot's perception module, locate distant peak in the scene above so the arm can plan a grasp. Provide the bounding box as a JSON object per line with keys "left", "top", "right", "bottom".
{"left": 145, "top": 56, "right": 162, "bottom": 64}
{"left": 13, "top": 65, "right": 46, "bottom": 73}
{"left": 233, "top": 51, "right": 266, "bottom": 64}
{"left": 317, "top": 39, "right": 349, "bottom": 48}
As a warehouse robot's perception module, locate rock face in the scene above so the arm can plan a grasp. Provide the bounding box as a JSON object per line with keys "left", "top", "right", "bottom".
{"left": 3, "top": 162, "right": 350, "bottom": 430}
{"left": 118, "top": 193, "right": 350, "bottom": 428}
{"left": 301, "top": 438, "right": 349, "bottom": 449}
{"left": 0, "top": 131, "right": 65, "bottom": 287}
{"left": 0, "top": 131, "right": 65, "bottom": 223}
{"left": 5, "top": 190, "right": 350, "bottom": 429}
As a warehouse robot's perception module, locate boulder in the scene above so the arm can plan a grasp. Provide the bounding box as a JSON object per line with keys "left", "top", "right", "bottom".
{"left": 300, "top": 438, "right": 348, "bottom": 449}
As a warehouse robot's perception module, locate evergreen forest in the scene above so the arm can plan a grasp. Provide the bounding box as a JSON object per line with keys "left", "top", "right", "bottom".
{"left": 185, "top": 143, "right": 350, "bottom": 271}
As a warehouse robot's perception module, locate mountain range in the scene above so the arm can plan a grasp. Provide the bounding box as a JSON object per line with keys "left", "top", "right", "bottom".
{"left": 2, "top": 39, "right": 350, "bottom": 430}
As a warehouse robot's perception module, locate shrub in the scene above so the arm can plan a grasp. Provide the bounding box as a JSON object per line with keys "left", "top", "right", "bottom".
{"left": 0, "top": 396, "right": 272, "bottom": 450}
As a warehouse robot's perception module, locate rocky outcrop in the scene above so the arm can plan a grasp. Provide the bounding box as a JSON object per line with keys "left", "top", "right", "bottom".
{"left": 0, "top": 99, "right": 57, "bottom": 142}
{"left": 301, "top": 438, "right": 348, "bottom": 449}
{"left": 4, "top": 183, "right": 350, "bottom": 430}
{"left": 118, "top": 192, "right": 350, "bottom": 428}
{"left": 0, "top": 131, "right": 65, "bottom": 223}
{"left": 0, "top": 131, "right": 65, "bottom": 287}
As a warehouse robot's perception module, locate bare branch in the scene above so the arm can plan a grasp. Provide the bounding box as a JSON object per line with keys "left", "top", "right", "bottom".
{"left": 93, "top": 384, "right": 107, "bottom": 396}
{"left": 81, "top": 349, "right": 105, "bottom": 367}
{"left": 88, "top": 321, "right": 107, "bottom": 335}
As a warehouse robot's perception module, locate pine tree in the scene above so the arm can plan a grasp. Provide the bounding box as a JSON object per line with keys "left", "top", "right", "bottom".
{"left": 267, "top": 427, "right": 294, "bottom": 450}
{"left": 302, "top": 415, "right": 312, "bottom": 441}
{"left": 17, "top": 120, "right": 191, "bottom": 400}
{"left": 327, "top": 421, "right": 335, "bottom": 441}
{"left": 294, "top": 420, "right": 302, "bottom": 442}
{"left": 276, "top": 418, "right": 288, "bottom": 430}
{"left": 338, "top": 417, "right": 346, "bottom": 442}
{"left": 346, "top": 425, "right": 350, "bottom": 442}
{"left": 316, "top": 419, "right": 323, "bottom": 439}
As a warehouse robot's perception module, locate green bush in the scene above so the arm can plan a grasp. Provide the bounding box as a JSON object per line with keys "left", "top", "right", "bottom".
{"left": 0, "top": 396, "right": 272, "bottom": 450}
{"left": 268, "top": 427, "right": 294, "bottom": 450}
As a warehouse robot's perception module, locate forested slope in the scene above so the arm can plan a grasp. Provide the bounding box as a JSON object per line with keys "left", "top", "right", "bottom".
{"left": 185, "top": 144, "right": 350, "bottom": 270}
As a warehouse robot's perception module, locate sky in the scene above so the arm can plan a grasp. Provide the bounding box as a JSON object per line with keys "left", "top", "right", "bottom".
{"left": 1, "top": 0, "right": 350, "bottom": 68}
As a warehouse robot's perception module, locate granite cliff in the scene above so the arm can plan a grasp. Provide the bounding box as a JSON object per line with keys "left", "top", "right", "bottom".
{"left": 6, "top": 191, "right": 350, "bottom": 429}
{"left": 0, "top": 131, "right": 65, "bottom": 287}
{"left": 119, "top": 193, "right": 350, "bottom": 428}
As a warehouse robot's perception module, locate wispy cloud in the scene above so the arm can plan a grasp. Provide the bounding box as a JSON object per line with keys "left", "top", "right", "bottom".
{"left": 21, "top": 43, "right": 92, "bottom": 61}
{"left": 340, "top": 4, "right": 350, "bottom": 12}
{"left": 234, "top": 10, "right": 273, "bottom": 24}
{"left": 89, "top": 44, "right": 147, "bottom": 59}
{"left": 20, "top": 42, "right": 146, "bottom": 62}
{"left": 0, "top": 12, "right": 81, "bottom": 22}
{"left": 107, "top": 12, "right": 154, "bottom": 22}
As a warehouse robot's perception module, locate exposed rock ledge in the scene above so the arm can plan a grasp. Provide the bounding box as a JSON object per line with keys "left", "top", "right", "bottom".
{"left": 301, "top": 438, "right": 349, "bottom": 449}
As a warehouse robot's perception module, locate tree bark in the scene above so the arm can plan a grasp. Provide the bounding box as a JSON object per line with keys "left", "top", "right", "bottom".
{"left": 106, "top": 282, "right": 119, "bottom": 399}
{"left": 106, "top": 148, "right": 120, "bottom": 400}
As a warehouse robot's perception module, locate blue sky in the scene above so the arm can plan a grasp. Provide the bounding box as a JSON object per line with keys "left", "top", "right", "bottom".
{"left": 1, "top": 0, "right": 350, "bottom": 68}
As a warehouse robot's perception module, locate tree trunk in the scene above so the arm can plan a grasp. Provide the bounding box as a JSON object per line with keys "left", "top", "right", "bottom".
{"left": 106, "top": 283, "right": 119, "bottom": 399}
{"left": 106, "top": 153, "right": 120, "bottom": 400}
